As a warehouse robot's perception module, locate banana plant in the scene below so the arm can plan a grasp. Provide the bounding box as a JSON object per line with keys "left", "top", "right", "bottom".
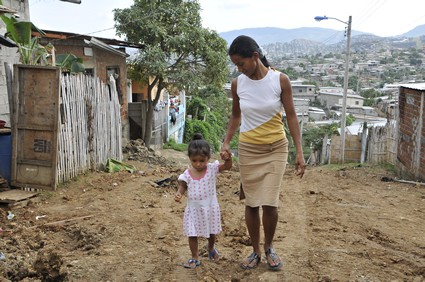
{"left": 0, "top": 13, "right": 49, "bottom": 65}
{"left": 55, "top": 53, "right": 85, "bottom": 74}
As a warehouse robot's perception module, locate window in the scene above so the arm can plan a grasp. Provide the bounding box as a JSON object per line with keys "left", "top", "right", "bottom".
{"left": 106, "top": 67, "right": 123, "bottom": 104}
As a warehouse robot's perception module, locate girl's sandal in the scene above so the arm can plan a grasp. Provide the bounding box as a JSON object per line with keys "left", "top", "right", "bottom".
{"left": 240, "top": 252, "right": 261, "bottom": 270}
{"left": 183, "top": 259, "right": 201, "bottom": 269}
{"left": 208, "top": 248, "right": 220, "bottom": 261}
{"left": 265, "top": 248, "right": 283, "bottom": 270}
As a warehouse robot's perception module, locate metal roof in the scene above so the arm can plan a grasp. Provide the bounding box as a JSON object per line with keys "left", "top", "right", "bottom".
{"left": 399, "top": 83, "right": 425, "bottom": 91}
{"left": 33, "top": 29, "right": 145, "bottom": 49}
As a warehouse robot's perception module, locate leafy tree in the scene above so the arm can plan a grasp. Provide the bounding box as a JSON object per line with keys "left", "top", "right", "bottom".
{"left": 279, "top": 67, "right": 298, "bottom": 80}
{"left": 303, "top": 123, "right": 339, "bottom": 152}
{"left": 197, "top": 86, "right": 232, "bottom": 125}
{"left": 113, "top": 0, "right": 228, "bottom": 147}
{"left": 185, "top": 86, "right": 231, "bottom": 152}
{"left": 187, "top": 97, "right": 209, "bottom": 120}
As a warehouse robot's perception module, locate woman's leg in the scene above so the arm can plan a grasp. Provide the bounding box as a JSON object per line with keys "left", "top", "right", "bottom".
{"left": 240, "top": 205, "right": 261, "bottom": 268}
{"left": 245, "top": 205, "right": 261, "bottom": 254}
{"left": 262, "top": 205, "right": 278, "bottom": 250}
{"left": 262, "top": 205, "right": 282, "bottom": 268}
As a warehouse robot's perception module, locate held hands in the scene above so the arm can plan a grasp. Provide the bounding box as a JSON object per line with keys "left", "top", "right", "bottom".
{"left": 220, "top": 144, "right": 232, "bottom": 161}
{"left": 220, "top": 151, "right": 231, "bottom": 161}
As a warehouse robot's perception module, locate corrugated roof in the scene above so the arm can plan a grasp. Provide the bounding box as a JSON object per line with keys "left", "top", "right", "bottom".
{"left": 399, "top": 83, "right": 425, "bottom": 91}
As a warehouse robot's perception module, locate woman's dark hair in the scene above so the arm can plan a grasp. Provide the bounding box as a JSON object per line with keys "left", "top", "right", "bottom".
{"left": 228, "top": 35, "right": 271, "bottom": 68}
{"left": 188, "top": 133, "right": 211, "bottom": 158}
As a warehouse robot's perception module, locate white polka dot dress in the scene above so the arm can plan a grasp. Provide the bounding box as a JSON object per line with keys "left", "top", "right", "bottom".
{"left": 178, "top": 160, "right": 222, "bottom": 238}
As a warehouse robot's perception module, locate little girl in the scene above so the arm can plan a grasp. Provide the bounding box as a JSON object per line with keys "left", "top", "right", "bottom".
{"left": 175, "top": 133, "right": 232, "bottom": 268}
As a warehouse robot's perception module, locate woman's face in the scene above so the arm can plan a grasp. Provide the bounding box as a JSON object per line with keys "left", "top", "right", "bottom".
{"left": 230, "top": 53, "right": 258, "bottom": 77}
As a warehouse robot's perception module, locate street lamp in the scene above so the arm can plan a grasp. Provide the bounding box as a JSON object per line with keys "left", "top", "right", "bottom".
{"left": 315, "top": 15, "right": 352, "bottom": 163}
{"left": 60, "top": 0, "right": 81, "bottom": 3}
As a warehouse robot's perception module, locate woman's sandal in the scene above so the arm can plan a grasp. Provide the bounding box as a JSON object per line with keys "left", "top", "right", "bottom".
{"left": 240, "top": 252, "right": 261, "bottom": 270}
{"left": 208, "top": 248, "right": 219, "bottom": 261}
{"left": 264, "top": 248, "right": 283, "bottom": 270}
{"left": 183, "top": 259, "right": 201, "bottom": 269}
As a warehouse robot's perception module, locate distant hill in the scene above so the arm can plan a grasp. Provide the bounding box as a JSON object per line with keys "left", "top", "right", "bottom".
{"left": 401, "top": 24, "right": 425, "bottom": 38}
{"left": 219, "top": 25, "right": 425, "bottom": 46}
{"left": 219, "top": 27, "right": 371, "bottom": 46}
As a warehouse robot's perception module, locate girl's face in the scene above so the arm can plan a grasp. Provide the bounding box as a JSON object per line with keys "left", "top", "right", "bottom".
{"left": 230, "top": 53, "right": 259, "bottom": 78}
{"left": 189, "top": 154, "right": 209, "bottom": 172}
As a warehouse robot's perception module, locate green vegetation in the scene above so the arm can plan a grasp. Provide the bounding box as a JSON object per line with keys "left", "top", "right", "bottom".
{"left": 163, "top": 139, "right": 187, "bottom": 152}
{"left": 184, "top": 86, "right": 232, "bottom": 152}
{"left": 0, "top": 13, "right": 49, "bottom": 65}
{"left": 114, "top": 0, "right": 228, "bottom": 147}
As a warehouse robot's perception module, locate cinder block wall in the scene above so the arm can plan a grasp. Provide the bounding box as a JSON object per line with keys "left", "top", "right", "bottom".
{"left": 0, "top": 0, "right": 30, "bottom": 126}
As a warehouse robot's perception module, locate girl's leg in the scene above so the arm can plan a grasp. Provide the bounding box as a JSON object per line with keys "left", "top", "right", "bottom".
{"left": 207, "top": 234, "right": 219, "bottom": 261}
{"left": 188, "top": 236, "right": 199, "bottom": 259}
{"left": 207, "top": 234, "right": 215, "bottom": 250}
{"left": 184, "top": 236, "right": 201, "bottom": 268}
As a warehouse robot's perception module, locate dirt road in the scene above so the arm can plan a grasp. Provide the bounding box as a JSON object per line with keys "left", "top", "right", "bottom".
{"left": 1, "top": 148, "right": 425, "bottom": 281}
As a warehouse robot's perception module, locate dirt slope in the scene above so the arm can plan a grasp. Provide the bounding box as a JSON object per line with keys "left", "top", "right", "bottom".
{"left": 1, "top": 148, "right": 425, "bottom": 281}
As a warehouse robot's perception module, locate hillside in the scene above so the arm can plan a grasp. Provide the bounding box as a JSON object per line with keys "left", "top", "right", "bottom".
{"left": 1, "top": 148, "right": 424, "bottom": 281}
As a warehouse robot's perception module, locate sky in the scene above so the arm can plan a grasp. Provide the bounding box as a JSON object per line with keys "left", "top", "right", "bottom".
{"left": 29, "top": 0, "right": 425, "bottom": 40}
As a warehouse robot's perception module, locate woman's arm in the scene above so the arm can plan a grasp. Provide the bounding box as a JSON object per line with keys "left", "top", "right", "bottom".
{"left": 221, "top": 78, "right": 241, "bottom": 156}
{"left": 280, "top": 73, "right": 306, "bottom": 178}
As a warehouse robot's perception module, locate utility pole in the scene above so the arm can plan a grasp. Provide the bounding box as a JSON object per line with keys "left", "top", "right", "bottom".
{"left": 314, "top": 15, "right": 352, "bottom": 163}
{"left": 339, "top": 15, "right": 352, "bottom": 163}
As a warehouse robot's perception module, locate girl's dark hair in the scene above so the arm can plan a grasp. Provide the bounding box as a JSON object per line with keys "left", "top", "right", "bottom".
{"left": 188, "top": 133, "right": 211, "bottom": 158}
{"left": 228, "top": 35, "right": 271, "bottom": 68}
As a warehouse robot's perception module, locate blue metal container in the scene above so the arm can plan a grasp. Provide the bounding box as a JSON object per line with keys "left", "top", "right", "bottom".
{"left": 0, "top": 134, "right": 12, "bottom": 183}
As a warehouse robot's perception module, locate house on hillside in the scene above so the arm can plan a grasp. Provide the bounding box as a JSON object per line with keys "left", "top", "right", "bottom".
{"left": 36, "top": 30, "right": 144, "bottom": 139}
{"left": 291, "top": 83, "right": 316, "bottom": 101}
{"left": 397, "top": 83, "right": 425, "bottom": 182}
{"left": 318, "top": 87, "right": 363, "bottom": 109}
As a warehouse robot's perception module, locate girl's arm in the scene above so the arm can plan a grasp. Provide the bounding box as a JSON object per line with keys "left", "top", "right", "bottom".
{"left": 175, "top": 180, "right": 187, "bottom": 202}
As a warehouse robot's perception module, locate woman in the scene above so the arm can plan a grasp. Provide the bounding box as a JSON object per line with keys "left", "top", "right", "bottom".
{"left": 221, "top": 35, "right": 305, "bottom": 270}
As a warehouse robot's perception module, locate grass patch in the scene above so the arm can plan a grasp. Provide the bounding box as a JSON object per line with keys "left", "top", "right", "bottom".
{"left": 163, "top": 139, "right": 188, "bottom": 152}
{"left": 322, "top": 162, "right": 365, "bottom": 171}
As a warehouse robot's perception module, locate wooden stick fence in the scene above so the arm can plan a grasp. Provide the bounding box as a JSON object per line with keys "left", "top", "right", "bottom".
{"left": 57, "top": 74, "right": 122, "bottom": 183}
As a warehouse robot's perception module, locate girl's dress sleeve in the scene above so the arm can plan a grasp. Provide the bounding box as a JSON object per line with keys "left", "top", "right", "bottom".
{"left": 211, "top": 160, "right": 220, "bottom": 175}
{"left": 178, "top": 169, "right": 189, "bottom": 183}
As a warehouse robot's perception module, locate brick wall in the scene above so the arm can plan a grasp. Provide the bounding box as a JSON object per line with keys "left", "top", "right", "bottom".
{"left": 397, "top": 86, "right": 425, "bottom": 181}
